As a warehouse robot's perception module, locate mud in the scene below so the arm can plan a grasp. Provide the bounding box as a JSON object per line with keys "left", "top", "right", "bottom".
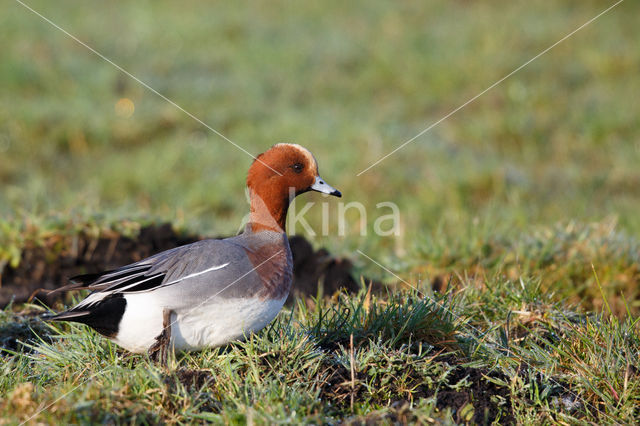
{"left": 325, "top": 353, "right": 515, "bottom": 425}
{"left": 0, "top": 311, "right": 52, "bottom": 354}
{"left": 433, "top": 361, "right": 514, "bottom": 424}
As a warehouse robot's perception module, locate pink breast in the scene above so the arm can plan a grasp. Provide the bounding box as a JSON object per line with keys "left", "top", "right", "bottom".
{"left": 243, "top": 237, "right": 293, "bottom": 300}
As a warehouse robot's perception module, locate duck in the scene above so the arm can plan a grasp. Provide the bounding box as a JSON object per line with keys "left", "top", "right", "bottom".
{"left": 47, "top": 143, "right": 341, "bottom": 364}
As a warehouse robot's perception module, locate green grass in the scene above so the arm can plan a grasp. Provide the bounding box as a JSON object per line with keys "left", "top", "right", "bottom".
{"left": 2, "top": 0, "right": 640, "bottom": 423}
{"left": 1, "top": 286, "right": 638, "bottom": 423}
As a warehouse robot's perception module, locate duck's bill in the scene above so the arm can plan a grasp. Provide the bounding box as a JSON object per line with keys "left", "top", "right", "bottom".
{"left": 311, "top": 176, "right": 342, "bottom": 197}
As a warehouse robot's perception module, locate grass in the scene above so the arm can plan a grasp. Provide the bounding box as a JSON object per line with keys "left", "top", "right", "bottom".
{"left": 1, "top": 286, "right": 638, "bottom": 423}
{"left": 2, "top": 0, "right": 640, "bottom": 423}
{"left": 2, "top": 1, "right": 640, "bottom": 245}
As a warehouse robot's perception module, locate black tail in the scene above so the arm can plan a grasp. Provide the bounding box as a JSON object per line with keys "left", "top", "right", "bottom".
{"left": 45, "top": 295, "right": 127, "bottom": 338}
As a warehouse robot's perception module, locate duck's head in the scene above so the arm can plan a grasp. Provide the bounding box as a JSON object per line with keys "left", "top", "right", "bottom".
{"left": 247, "top": 143, "right": 341, "bottom": 232}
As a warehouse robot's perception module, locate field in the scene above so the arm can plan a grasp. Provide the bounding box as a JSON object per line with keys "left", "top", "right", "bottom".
{"left": 1, "top": 0, "right": 640, "bottom": 423}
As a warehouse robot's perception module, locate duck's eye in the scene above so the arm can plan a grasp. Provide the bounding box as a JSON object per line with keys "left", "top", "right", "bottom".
{"left": 292, "top": 163, "right": 304, "bottom": 174}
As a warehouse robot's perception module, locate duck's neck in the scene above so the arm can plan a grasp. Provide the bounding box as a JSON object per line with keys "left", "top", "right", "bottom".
{"left": 247, "top": 188, "right": 290, "bottom": 233}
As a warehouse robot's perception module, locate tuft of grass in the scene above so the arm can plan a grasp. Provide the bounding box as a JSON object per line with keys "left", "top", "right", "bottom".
{"left": 303, "top": 289, "right": 463, "bottom": 351}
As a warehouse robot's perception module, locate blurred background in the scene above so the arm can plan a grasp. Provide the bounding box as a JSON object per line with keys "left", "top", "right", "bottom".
{"left": 2, "top": 1, "right": 639, "bottom": 312}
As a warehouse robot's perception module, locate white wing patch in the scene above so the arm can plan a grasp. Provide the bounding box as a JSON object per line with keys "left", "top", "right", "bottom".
{"left": 165, "top": 262, "right": 230, "bottom": 286}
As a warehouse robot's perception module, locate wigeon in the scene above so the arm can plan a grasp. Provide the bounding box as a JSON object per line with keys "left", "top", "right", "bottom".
{"left": 48, "top": 143, "right": 341, "bottom": 363}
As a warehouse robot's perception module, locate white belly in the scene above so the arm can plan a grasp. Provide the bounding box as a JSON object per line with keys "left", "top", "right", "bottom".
{"left": 112, "top": 294, "right": 287, "bottom": 353}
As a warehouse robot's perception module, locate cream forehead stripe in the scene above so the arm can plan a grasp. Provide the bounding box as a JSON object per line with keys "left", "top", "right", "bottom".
{"left": 273, "top": 143, "right": 318, "bottom": 172}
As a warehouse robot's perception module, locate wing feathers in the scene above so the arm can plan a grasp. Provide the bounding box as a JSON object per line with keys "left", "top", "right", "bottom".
{"left": 56, "top": 240, "right": 234, "bottom": 299}
{"left": 71, "top": 264, "right": 149, "bottom": 284}
{"left": 107, "top": 273, "right": 165, "bottom": 293}
{"left": 63, "top": 258, "right": 229, "bottom": 297}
